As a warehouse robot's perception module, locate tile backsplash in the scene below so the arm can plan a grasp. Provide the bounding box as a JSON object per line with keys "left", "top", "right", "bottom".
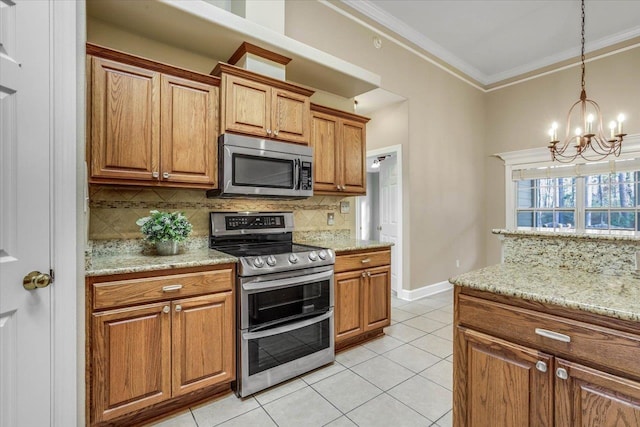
{"left": 89, "top": 186, "right": 356, "bottom": 240}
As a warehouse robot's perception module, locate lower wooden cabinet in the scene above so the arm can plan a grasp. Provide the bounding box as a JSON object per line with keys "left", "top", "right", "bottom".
{"left": 454, "top": 287, "right": 640, "bottom": 427}
{"left": 334, "top": 248, "right": 391, "bottom": 349}
{"left": 87, "top": 265, "right": 235, "bottom": 426}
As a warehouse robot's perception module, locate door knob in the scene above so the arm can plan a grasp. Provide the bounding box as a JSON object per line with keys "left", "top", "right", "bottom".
{"left": 23, "top": 271, "right": 52, "bottom": 290}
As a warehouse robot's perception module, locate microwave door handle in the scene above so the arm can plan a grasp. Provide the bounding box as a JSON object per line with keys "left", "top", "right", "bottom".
{"left": 293, "top": 158, "right": 300, "bottom": 190}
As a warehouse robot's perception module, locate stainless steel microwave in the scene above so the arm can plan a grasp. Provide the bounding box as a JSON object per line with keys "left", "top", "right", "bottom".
{"left": 207, "top": 134, "right": 313, "bottom": 199}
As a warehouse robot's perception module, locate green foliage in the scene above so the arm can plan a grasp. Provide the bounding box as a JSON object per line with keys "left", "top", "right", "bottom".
{"left": 136, "top": 210, "right": 192, "bottom": 243}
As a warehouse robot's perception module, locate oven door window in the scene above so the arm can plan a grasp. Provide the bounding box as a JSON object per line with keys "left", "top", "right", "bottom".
{"left": 248, "top": 280, "right": 330, "bottom": 330}
{"left": 247, "top": 316, "right": 330, "bottom": 376}
{"left": 233, "top": 154, "right": 294, "bottom": 189}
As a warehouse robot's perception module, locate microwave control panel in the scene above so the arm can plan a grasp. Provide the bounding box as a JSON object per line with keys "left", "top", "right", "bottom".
{"left": 300, "top": 161, "right": 312, "bottom": 190}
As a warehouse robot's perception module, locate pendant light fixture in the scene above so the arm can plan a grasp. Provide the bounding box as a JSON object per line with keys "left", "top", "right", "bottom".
{"left": 547, "top": 0, "right": 626, "bottom": 163}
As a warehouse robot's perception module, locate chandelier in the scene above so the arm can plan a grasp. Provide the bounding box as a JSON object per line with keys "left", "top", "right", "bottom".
{"left": 547, "top": 0, "right": 626, "bottom": 163}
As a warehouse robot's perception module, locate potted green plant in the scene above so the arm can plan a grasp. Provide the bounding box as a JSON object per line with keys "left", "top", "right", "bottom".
{"left": 136, "top": 210, "right": 193, "bottom": 255}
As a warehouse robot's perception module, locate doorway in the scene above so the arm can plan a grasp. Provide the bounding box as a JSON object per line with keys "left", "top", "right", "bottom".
{"left": 356, "top": 145, "right": 403, "bottom": 296}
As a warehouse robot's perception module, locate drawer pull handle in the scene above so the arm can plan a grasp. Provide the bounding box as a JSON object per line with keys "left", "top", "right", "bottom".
{"left": 556, "top": 367, "right": 569, "bottom": 380}
{"left": 361, "top": 258, "right": 371, "bottom": 263}
{"left": 535, "top": 328, "right": 571, "bottom": 343}
{"left": 162, "top": 284, "right": 183, "bottom": 292}
{"left": 535, "top": 361, "right": 547, "bottom": 373}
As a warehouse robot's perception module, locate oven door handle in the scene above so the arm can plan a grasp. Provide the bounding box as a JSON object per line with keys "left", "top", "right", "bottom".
{"left": 242, "top": 310, "right": 333, "bottom": 340}
{"left": 242, "top": 269, "right": 333, "bottom": 292}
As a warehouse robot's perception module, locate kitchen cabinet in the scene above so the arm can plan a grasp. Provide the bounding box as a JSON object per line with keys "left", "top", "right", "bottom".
{"left": 87, "top": 44, "right": 219, "bottom": 189}
{"left": 310, "top": 104, "right": 369, "bottom": 195}
{"left": 214, "top": 63, "right": 314, "bottom": 145}
{"left": 454, "top": 288, "right": 640, "bottom": 427}
{"left": 334, "top": 248, "right": 391, "bottom": 350}
{"left": 86, "top": 265, "right": 235, "bottom": 426}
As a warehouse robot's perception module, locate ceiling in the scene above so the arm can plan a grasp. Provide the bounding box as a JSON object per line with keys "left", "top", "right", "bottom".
{"left": 342, "top": 0, "right": 640, "bottom": 87}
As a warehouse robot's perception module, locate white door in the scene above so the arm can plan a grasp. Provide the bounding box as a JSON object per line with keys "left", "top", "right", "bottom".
{"left": 0, "top": 1, "right": 53, "bottom": 426}
{"left": 379, "top": 155, "right": 400, "bottom": 292}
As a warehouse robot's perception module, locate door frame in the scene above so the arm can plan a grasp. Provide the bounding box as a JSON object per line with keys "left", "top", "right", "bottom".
{"left": 51, "top": 1, "right": 82, "bottom": 426}
{"left": 355, "top": 144, "right": 404, "bottom": 297}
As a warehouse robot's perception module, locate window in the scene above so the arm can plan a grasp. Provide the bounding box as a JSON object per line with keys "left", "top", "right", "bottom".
{"left": 516, "top": 178, "right": 576, "bottom": 230}
{"left": 509, "top": 155, "right": 640, "bottom": 235}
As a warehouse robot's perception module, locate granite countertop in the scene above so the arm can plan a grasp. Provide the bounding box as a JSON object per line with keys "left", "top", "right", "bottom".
{"left": 85, "top": 239, "right": 238, "bottom": 277}
{"left": 493, "top": 228, "right": 640, "bottom": 242}
{"left": 86, "top": 237, "right": 391, "bottom": 277}
{"left": 295, "top": 238, "right": 393, "bottom": 253}
{"left": 450, "top": 263, "right": 640, "bottom": 322}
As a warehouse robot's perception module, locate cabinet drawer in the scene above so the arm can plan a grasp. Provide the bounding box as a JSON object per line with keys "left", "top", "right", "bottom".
{"left": 335, "top": 249, "right": 390, "bottom": 273}
{"left": 93, "top": 268, "right": 234, "bottom": 310}
{"left": 458, "top": 294, "right": 640, "bottom": 380}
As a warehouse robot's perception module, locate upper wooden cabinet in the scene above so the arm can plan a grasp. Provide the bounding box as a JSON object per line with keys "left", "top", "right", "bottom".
{"left": 87, "top": 44, "right": 220, "bottom": 189}
{"left": 310, "top": 104, "right": 369, "bottom": 195}
{"left": 214, "top": 63, "right": 313, "bottom": 145}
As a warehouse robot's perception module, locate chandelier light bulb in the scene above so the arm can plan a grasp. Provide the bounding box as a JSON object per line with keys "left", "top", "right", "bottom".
{"left": 609, "top": 121, "right": 617, "bottom": 139}
{"left": 617, "top": 114, "right": 625, "bottom": 135}
{"left": 575, "top": 127, "right": 582, "bottom": 136}
{"left": 586, "top": 114, "right": 594, "bottom": 134}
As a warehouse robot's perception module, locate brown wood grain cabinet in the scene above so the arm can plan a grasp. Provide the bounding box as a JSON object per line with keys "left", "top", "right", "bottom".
{"left": 87, "top": 265, "right": 235, "bottom": 426}
{"left": 334, "top": 248, "right": 391, "bottom": 350}
{"left": 215, "top": 63, "right": 313, "bottom": 145}
{"left": 87, "top": 46, "right": 219, "bottom": 189}
{"left": 454, "top": 287, "right": 640, "bottom": 427}
{"left": 310, "top": 104, "right": 369, "bottom": 195}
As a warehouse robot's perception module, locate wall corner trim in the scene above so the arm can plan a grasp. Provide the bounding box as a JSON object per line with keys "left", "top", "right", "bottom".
{"left": 396, "top": 280, "right": 452, "bottom": 301}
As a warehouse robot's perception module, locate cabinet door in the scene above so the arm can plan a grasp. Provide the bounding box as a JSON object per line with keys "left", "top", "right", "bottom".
{"left": 271, "top": 88, "right": 310, "bottom": 144}
{"left": 161, "top": 75, "right": 218, "bottom": 186}
{"left": 172, "top": 292, "right": 234, "bottom": 397}
{"left": 555, "top": 359, "right": 640, "bottom": 426}
{"left": 364, "top": 265, "right": 391, "bottom": 331}
{"left": 334, "top": 271, "right": 365, "bottom": 343}
{"left": 91, "top": 57, "right": 160, "bottom": 181}
{"left": 340, "top": 119, "right": 366, "bottom": 194}
{"left": 222, "top": 74, "right": 270, "bottom": 137}
{"left": 92, "top": 303, "right": 171, "bottom": 423}
{"left": 454, "top": 327, "right": 553, "bottom": 427}
{"left": 310, "top": 111, "right": 340, "bottom": 193}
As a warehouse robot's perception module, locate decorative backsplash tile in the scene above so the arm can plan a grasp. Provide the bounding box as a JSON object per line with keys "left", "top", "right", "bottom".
{"left": 497, "top": 230, "right": 640, "bottom": 274}
{"left": 89, "top": 186, "right": 356, "bottom": 240}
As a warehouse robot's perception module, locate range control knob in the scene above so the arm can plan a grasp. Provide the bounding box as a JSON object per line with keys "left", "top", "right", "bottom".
{"left": 308, "top": 251, "right": 318, "bottom": 261}
{"left": 266, "top": 255, "right": 277, "bottom": 267}
{"left": 253, "top": 257, "right": 265, "bottom": 268}
{"left": 288, "top": 253, "right": 299, "bottom": 264}
{"left": 318, "top": 250, "right": 327, "bottom": 260}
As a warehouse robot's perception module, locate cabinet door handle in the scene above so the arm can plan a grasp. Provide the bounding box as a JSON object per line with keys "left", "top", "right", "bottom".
{"left": 162, "top": 306, "right": 170, "bottom": 314}
{"left": 535, "top": 328, "right": 571, "bottom": 343}
{"left": 162, "top": 284, "right": 183, "bottom": 292}
{"left": 152, "top": 171, "right": 159, "bottom": 179}
{"left": 361, "top": 258, "right": 371, "bottom": 264}
{"left": 535, "top": 361, "right": 547, "bottom": 373}
{"left": 274, "top": 130, "right": 279, "bottom": 136}
{"left": 163, "top": 172, "right": 170, "bottom": 179}
{"left": 266, "top": 129, "right": 272, "bottom": 135}
{"left": 362, "top": 272, "right": 366, "bottom": 278}
{"left": 367, "top": 272, "right": 371, "bottom": 277}
{"left": 175, "top": 304, "right": 182, "bottom": 312}
{"left": 556, "top": 367, "right": 568, "bottom": 380}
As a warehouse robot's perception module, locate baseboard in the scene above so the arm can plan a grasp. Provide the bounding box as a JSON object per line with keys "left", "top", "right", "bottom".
{"left": 396, "top": 280, "right": 453, "bottom": 301}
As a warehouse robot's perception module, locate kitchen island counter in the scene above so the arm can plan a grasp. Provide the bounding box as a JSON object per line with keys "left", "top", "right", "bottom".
{"left": 450, "top": 262, "right": 640, "bottom": 322}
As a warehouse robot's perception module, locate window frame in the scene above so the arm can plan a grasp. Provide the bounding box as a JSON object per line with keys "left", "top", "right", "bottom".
{"left": 499, "top": 134, "right": 640, "bottom": 235}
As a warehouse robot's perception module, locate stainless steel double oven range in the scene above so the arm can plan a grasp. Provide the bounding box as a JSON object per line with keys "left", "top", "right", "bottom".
{"left": 210, "top": 211, "right": 335, "bottom": 397}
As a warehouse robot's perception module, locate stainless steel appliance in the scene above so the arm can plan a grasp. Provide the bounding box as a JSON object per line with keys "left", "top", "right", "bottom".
{"left": 209, "top": 211, "right": 335, "bottom": 397}
{"left": 207, "top": 134, "right": 313, "bottom": 199}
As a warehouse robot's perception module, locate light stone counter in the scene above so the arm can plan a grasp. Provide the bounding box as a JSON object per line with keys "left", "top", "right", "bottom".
{"left": 450, "top": 263, "right": 640, "bottom": 322}
{"left": 85, "top": 238, "right": 237, "bottom": 277}
{"left": 294, "top": 238, "right": 393, "bottom": 253}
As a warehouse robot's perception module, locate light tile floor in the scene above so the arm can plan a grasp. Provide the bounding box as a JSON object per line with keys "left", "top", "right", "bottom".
{"left": 150, "top": 290, "right": 454, "bottom": 427}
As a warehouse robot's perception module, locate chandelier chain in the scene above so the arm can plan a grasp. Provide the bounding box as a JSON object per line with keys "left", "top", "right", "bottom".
{"left": 580, "top": 0, "right": 586, "bottom": 91}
